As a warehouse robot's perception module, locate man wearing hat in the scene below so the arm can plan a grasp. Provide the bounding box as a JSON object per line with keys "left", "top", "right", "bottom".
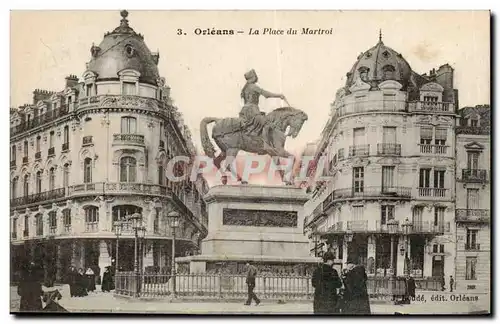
{"left": 240, "top": 69, "right": 286, "bottom": 146}
{"left": 311, "top": 251, "right": 342, "bottom": 314}
{"left": 341, "top": 257, "right": 371, "bottom": 314}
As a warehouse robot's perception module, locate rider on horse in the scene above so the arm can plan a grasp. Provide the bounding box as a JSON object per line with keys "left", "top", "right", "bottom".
{"left": 240, "top": 69, "right": 286, "bottom": 146}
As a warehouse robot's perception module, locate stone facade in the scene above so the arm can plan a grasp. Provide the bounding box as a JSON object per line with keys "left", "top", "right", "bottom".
{"left": 304, "top": 37, "right": 459, "bottom": 281}
{"left": 9, "top": 11, "right": 208, "bottom": 284}
{"left": 454, "top": 105, "right": 490, "bottom": 292}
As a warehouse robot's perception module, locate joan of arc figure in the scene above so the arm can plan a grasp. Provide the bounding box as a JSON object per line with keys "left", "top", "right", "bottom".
{"left": 240, "top": 69, "right": 286, "bottom": 144}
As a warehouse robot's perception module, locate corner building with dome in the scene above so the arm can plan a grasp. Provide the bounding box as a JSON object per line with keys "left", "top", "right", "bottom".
{"left": 10, "top": 11, "right": 209, "bottom": 283}
{"left": 304, "top": 35, "right": 459, "bottom": 282}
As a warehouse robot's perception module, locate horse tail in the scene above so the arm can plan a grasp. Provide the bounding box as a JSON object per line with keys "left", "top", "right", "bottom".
{"left": 200, "top": 117, "right": 218, "bottom": 158}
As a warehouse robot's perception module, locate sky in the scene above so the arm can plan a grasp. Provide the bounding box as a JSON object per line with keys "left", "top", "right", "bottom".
{"left": 10, "top": 10, "right": 490, "bottom": 177}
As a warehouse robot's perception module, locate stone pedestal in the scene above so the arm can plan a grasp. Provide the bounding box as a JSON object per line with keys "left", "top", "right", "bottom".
{"left": 176, "top": 185, "right": 320, "bottom": 274}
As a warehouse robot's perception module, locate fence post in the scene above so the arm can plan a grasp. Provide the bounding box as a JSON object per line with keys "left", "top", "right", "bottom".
{"left": 218, "top": 273, "right": 222, "bottom": 299}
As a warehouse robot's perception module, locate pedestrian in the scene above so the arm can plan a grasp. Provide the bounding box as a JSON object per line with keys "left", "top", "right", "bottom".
{"left": 101, "top": 266, "right": 114, "bottom": 292}
{"left": 244, "top": 262, "right": 260, "bottom": 306}
{"left": 311, "top": 251, "right": 342, "bottom": 314}
{"left": 403, "top": 274, "right": 416, "bottom": 304}
{"left": 85, "top": 267, "right": 96, "bottom": 292}
{"left": 449, "top": 275, "right": 454, "bottom": 293}
{"left": 75, "top": 268, "right": 88, "bottom": 297}
{"left": 66, "top": 266, "right": 77, "bottom": 297}
{"left": 341, "top": 259, "right": 371, "bottom": 315}
{"left": 17, "top": 261, "right": 43, "bottom": 312}
{"left": 440, "top": 275, "right": 446, "bottom": 291}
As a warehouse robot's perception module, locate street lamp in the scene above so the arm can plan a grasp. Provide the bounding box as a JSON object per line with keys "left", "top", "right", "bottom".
{"left": 387, "top": 219, "right": 399, "bottom": 277}
{"left": 127, "top": 213, "right": 146, "bottom": 297}
{"left": 113, "top": 221, "right": 122, "bottom": 277}
{"left": 401, "top": 218, "right": 413, "bottom": 276}
{"left": 168, "top": 211, "right": 180, "bottom": 296}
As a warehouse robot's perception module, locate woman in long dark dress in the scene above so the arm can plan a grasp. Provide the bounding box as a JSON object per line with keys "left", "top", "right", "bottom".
{"left": 18, "top": 262, "right": 43, "bottom": 312}
{"left": 85, "top": 267, "right": 96, "bottom": 292}
{"left": 341, "top": 262, "right": 371, "bottom": 315}
{"left": 101, "top": 266, "right": 114, "bottom": 292}
{"left": 75, "top": 268, "right": 88, "bottom": 297}
{"left": 311, "top": 252, "right": 343, "bottom": 314}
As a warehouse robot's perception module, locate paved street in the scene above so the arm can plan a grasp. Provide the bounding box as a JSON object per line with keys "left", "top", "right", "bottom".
{"left": 10, "top": 285, "right": 490, "bottom": 315}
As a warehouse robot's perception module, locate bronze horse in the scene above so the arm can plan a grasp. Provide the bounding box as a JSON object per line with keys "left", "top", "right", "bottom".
{"left": 200, "top": 107, "right": 308, "bottom": 184}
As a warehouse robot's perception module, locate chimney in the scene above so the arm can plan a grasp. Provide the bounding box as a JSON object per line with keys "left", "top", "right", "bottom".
{"left": 32, "top": 89, "right": 54, "bottom": 104}
{"left": 65, "top": 75, "right": 79, "bottom": 89}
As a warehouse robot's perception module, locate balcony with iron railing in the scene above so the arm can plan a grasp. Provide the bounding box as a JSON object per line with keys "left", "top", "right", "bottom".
{"left": 35, "top": 151, "right": 42, "bottom": 160}
{"left": 320, "top": 220, "right": 449, "bottom": 235}
{"left": 411, "top": 221, "right": 450, "bottom": 234}
{"left": 417, "top": 187, "right": 448, "bottom": 198}
{"left": 11, "top": 232, "right": 17, "bottom": 240}
{"left": 377, "top": 143, "right": 401, "bottom": 156}
{"left": 332, "top": 186, "right": 412, "bottom": 201}
{"left": 69, "top": 182, "right": 168, "bottom": 197}
{"left": 408, "top": 101, "right": 455, "bottom": 113}
{"left": 22, "top": 156, "right": 29, "bottom": 164}
{"left": 63, "top": 224, "right": 71, "bottom": 234}
{"left": 456, "top": 209, "right": 490, "bottom": 223}
{"left": 113, "top": 133, "right": 145, "bottom": 147}
{"left": 465, "top": 243, "right": 481, "bottom": 251}
{"left": 85, "top": 222, "right": 99, "bottom": 232}
{"left": 48, "top": 147, "right": 55, "bottom": 157}
{"left": 418, "top": 144, "right": 448, "bottom": 155}
{"left": 49, "top": 226, "right": 57, "bottom": 235}
{"left": 62, "top": 142, "right": 69, "bottom": 152}
{"left": 461, "top": 169, "right": 489, "bottom": 183}
{"left": 10, "top": 188, "right": 67, "bottom": 208}
{"left": 82, "top": 136, "right": 93, "bottom": 147}
{"left": 23, "top": 229, "right": 29, "bottom": 238}
{"left": 10, "top": 160, "right": 16, "bottom": 168}
{"left": 10, "top": 105, "right": 69, "bottom": 136}
{"left": 348, "top": 144, "right": 370, "bottom": 157}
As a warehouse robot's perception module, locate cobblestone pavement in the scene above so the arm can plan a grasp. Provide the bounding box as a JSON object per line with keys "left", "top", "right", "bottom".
{"left": 10, "top": 285, "right": 490, "bottom": 315}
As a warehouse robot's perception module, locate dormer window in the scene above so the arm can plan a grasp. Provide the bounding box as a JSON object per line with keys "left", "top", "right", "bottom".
{"left": 358, "top": 66, "right": 369, "bottom": 82}
{"left": 86, "top": 84, "right": 93, "bottom": 97}
{"left": 125, "top": 44, "right": 135, "bottom": 58}
{"left": 382, "top": 65, "right": 395, "bottom": 80}
{"left": 470, "top": 117, "right": 479, "bottom": 127}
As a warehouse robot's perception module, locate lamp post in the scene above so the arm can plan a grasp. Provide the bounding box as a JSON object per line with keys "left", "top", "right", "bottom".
{"left": 401, "top": 218, "right": 413, "bottom": 276}
{"left": 345, "top": 230, "right": 353, "bottom": 267}
{"left": 387, "top": 219, "right": 399, "bottom": 277}
{"left": 127, "top": 213, "right": 146, "bottom": 297}
{"left": 113, "top": 221, "right": 122, "bottom": 277}
{"left": 168, "top": 211, "right": 180, "bottom": 297}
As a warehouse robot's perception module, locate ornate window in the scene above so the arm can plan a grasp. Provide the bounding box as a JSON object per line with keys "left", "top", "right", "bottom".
{"left": 23, "top": 175, "right": 29, "bottom": 197}
{"left": 63, "top": 163, "right": 70, "bottom": 187}
{"left": 23, "top": 140, "right": 28, "bottom": 157}
{"left": 35, "top": 214, "right": 43, "bottom": 236}
{"left": 63, "top": 209, "right": 71, "bottom": 232}
{"left": 120, "top": 157, "right": 137, "bottom": 182}
{"left": 36, "top": 171, "right": 42, "bottom": 194}
{"left": 11, "top": 177, "right": 18, "bottom": 199}
{"left": 49, "top": 211, "right": 57, "bottom": 233}
{"left": 11, "top": 145, "right": 16, "bottom": 162}
{"left": 121, "top": 116, "right": 137, "bottom": 133}
{"left": 63, "top": 125, "right": 69, "bottom": 145}
{"left": 84, "top": 158, "right": 92, "bottom": 183}
{"left": 49, "top": 167, "right": 55, "bottom": 191}
{"left": 358, "top": 66, "right": 369, "bottom": 82}
{"left": 36, "top": 136, "right": 41, "bottom": 153}
{"left": 85, "top": 206, "right": 99, "bottom": 232}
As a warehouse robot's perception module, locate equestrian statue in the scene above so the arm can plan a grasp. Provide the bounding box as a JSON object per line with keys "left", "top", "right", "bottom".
{"left": 200, "top": 69, "right": 308, "bottom": 185}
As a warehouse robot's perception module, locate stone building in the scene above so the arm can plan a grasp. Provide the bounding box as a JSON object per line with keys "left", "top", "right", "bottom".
{"left": 454, "top": 105, "right": 490, "bottom": 292}
{"left": 10, "top": 11, "right": 208, "bottom": 283}
{"left": 304, "top": 34, "right": 458, "bottom": 281}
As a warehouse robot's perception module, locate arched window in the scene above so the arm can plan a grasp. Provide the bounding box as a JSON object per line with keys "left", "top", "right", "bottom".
{"left": 63, "top": 163, "right": 70, "bottom": 187}
{"left": 112, "top": 205, "right": 142, "bottom": 231}
{"left": 120, "top": 157, "right": 137, "bottom": 182}
{"left": 63, "top": 209, "right": 71, "bottom": 232}
{"left": 382, "top": 65, "right": 396, "bottom": 80}
{"left": 11, "top": 177, "right": 18, "bottom": 199}
{"left": 49, "top": 211, "right": 57, "bottom": 234}
{"left": 24, "top": 215, "right": 29, "bottom": 236}
{"left": 121, "top": 116, "right": 137, "bottom": 134}
{"left": 84, "top": 206, "right": 99, "bottom": 232}
{"left": 36, "top": 136, "right": 41, "bottom": 153}
{"left": 49, "top": 167, "right": 55, "bottom": 190}
{"left": 84, "top": 158, "right": 92, "bottom": 183}
{"left": 11, "top": 145, "right": 16, "bottom": 162}
{"left": 23, "top": 175, "right": 29, "bottom": 197}
{"left": 158, "top": 165, "right": 164, "bottom": 185}
{"left": 36, "top": 171, "right": 42, "bottom": 194}
{"left": 35, "top": 214, "right": 43, "bottom": 236}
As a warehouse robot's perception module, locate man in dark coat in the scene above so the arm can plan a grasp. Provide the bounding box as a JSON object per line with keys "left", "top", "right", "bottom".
{"left": 403, "top": 275, "right": 416, "bottom": 304}
{"left": 341, "top": 261, "right": 371, "bottom": 314}
{"left": 18, "top": 262, "right": 43, "bottom": 312}
{"left": 101, "top": 266, "right": 115, "bottom": 292}
{"left": 66, "top": 266, "right": 77, "bottom": 297}
{"left": 244, "top": 262, "right": 260, "bottom": 306}
{"left": 311, "top": 252, "right": 342, "bottom": 314}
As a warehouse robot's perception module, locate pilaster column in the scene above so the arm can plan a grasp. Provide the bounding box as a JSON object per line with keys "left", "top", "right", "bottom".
{"left": 367, "top": 235, "right": 376, "bottom": 275}
{"left": 98, "top": 240, "right": 111, "bottom": 282}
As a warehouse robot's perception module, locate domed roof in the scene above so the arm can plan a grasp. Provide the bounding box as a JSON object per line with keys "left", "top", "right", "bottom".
{"left": 345, "top": 32, "right": 414, "bottom": 90}
{"left": 86, "top": 11, "right": 160, "bottom": 85}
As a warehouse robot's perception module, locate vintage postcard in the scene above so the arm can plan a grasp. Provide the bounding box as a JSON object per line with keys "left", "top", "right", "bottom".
{"left": 9, "top": 10, "right": 491, "bottom": 315}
